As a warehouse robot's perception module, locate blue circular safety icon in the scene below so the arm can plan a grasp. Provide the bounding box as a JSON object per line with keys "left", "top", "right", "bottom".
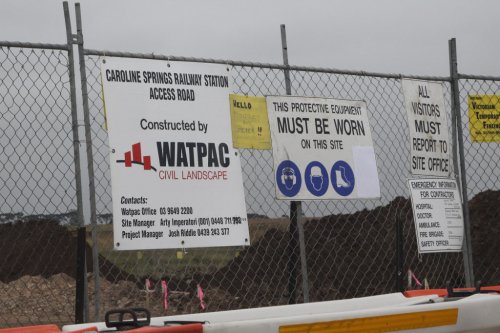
{"left": 331, "top": 160, "right": 355, "bottom": 196}
{"left": 304, "top": 161, "right": 329, "bottom": 197}
{"left": 276, "top": 160, "right": 301, "bottom": 197}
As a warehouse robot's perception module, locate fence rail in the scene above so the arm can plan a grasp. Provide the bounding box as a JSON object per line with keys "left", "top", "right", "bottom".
{"left": 84, "top": 47, "right": 451, "bottom": 82}
{"left": 0, "top": 2, "right": 499, "bottom": 328}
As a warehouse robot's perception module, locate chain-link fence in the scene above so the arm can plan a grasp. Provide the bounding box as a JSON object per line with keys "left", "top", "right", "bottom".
{"left": 1, "top": 5, "right": 500, "bottom": 329}
{"left": 457, "top": 78, "right": 500, "bottom": 286}
{"left": 0, "top": 44, "right": 80, "bottom": 327}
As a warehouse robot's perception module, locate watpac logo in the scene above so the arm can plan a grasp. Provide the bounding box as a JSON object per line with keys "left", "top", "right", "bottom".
{"left": 116, "top": 142, "right": 157, "bottom": 171}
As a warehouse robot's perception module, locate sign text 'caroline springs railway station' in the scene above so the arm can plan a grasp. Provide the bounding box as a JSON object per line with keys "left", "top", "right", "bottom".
{"left": 105, "top": 68, "right": 229, "bottom": 101}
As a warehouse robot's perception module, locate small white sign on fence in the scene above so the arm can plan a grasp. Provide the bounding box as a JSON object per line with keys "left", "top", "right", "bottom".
{"left": 408, "top": 178, "right": 464, "bottom": 253}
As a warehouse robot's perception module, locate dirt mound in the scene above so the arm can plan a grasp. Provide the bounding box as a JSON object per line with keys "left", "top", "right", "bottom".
{"left": 0, "top": 219, "right": 132, "bottom": 283}
{"left": 306, "top": 196, "right": 464, "bottom": 300}
{"left": 0, "top": 190, "right": 498, "bottom": 326}
{"left": 210, "top": 228, "right": 290, "bottom": 307}
{"left": 469, "top": 190, "right": 500, "bottom": 285}
{"left": 0, "top": 273, "right": 75, "bottom": 326}
{"left": 0, "top": 273, "right": 237, "bottom": 327}
{"left": 214, "top": 194, "right": 477, "bottom": 303}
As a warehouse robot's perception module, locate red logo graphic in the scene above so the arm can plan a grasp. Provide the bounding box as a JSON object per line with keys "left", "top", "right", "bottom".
{"left": 117, "top": 143, "right": 157, "bottom": 171}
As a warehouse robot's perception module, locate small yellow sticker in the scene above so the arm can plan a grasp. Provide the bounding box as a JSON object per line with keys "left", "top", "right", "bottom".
{"left": 468, "top": 95, "right": 500, "bottom": 142}
{"left": 176, "top": 251, "right": 184, "bottom": 259}
{"left": 229, "top": 94, "right": 271, "bottom": 150}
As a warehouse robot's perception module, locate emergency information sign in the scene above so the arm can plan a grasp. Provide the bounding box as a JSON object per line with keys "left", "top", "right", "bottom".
{"left": 101, "top": 57, "right": 249, "bottom": 250}
{"left": 408, "top": 178, "right": 464, "bottom": 253}
{"left": 402, "top": 79, "right": 450, "bottom": 177}
{"left": 267, "top": 96, "right": 380, "bottom": 200}
{"left": 468, "top": 95, "right": 500, "bottom": 142}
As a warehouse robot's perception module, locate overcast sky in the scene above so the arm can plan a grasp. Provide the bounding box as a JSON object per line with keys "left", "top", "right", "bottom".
{"left": 1, "top": 0, "right": 499, "bottom": 77}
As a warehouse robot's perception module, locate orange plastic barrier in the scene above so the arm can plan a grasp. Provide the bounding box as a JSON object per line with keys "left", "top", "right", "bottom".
{"left": 0, "top": 324, "right": 199, "bottom": 333}
{"left": 0, "top": 325, "right": 98, "bottom": 333}
{"left": 0, "top": 325, "right": 60, "bottom": 333}
{"left": 69, "top": 327, "right": 98, "bottom": 333}
{"left": 404, "top": 289, "right": 448, "bottom": 297}
{"left": 404, "top": 286, "right": 500, "bottom": 298}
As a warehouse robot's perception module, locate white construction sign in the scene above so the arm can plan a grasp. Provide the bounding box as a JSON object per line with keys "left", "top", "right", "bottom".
{"left": 408, "top": 178, "right": 464, "bottom": 253}
{"left": 101, "top": 57, "right": 249, "bottom": 250}
{"left": 267, "top": 96, "right": 380, "bottom": 200}
{"left": 402, "top": 79, "right": 450, "bottom": 177}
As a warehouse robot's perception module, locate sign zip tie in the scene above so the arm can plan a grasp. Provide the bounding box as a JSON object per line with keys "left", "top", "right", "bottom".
{"left": 145, "top": 278, "right": 153, "bottom": 292}
{"left": 424, "top": 277, "right": 430, "bottom": 290}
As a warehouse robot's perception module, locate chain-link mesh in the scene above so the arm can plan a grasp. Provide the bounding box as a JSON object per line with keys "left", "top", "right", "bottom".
{"left": 0, "top": 46, "right": 77, "bottom": 327}
{"left": 289, "top": 71, "right": 464, "bottom": 301}
{"left": 2, "top": 43, "right": 499, "bottom": 328}
{"left": 458, "top": 79, "right": 500, "bottom": 286}
{"left": 82, "top": 56, "right": 466, "bottom": 320}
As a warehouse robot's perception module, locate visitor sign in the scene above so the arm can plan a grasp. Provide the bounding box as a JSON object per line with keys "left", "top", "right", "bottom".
{"left": 402, "top": 79, "right": 450, "bottom": 177}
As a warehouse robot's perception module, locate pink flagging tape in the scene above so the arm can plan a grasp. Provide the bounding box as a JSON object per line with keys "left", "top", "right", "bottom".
{"left": 161, "top": 279, "right": 168, "bottom": 311}
{"left": 197, "top": 284, "right": 206, "bottom": 310}
{"left": 410, "top": 269, "right": 423, "bottom": 287}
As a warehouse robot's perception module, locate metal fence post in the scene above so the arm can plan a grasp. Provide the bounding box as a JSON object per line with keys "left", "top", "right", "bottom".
{"left": 395, "top": 212, "right": 404, "bottom": 292}
{"left": 63, "top": 1, "right": 88, "bottom": 323}
{"left": 75, "top": 3, "right": 101, "bottom": 321}
{"left": 280, "top": 24, "right": 310, "bottom": 303}
{"left": 448, "top": 38, "right": 474, "bottom": 287}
